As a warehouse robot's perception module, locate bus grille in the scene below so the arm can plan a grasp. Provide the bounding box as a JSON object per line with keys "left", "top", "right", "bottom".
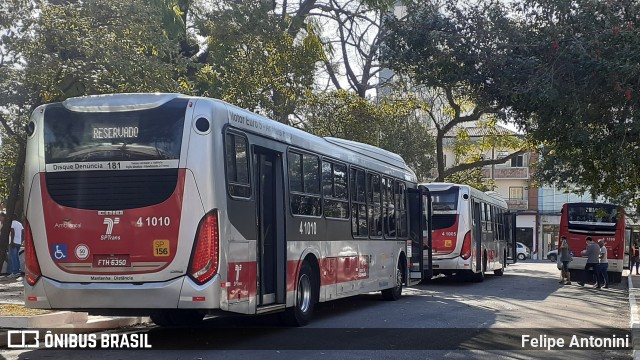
{"left": 45, "top": 169, "right": 179, "bottom": 210}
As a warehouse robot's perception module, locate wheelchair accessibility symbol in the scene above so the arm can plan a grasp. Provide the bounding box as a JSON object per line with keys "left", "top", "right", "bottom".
{"left": 51, "top": 244, "right": 67, "bottom": 261}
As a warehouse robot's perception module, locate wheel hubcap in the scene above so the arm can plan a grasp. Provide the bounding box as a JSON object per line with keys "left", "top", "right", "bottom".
{"left": 297, "top": 273, "right": 311, "bottom": 313}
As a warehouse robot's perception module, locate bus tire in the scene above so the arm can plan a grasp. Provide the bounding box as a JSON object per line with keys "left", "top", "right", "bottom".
{"left": 472, "top": 253, "right": 487, "bottom": 282}
{"left": 611, "top": 272, "right": 622, "bottom": 283}
{"left": 150, "top": 310, "right": 204, "bottom": 327}
{"left": 382, "top": 260, "right": 404, "bottom": 301}
{"left": 494, "top": 251, "right": 506, "bottom": 276}
{"left": 282, "top": 261, "right": 316, "bottom": 326}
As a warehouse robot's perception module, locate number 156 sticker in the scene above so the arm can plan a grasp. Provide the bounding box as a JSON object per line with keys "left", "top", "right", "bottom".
{"left": 153, "top": 240, "right": 170, "bottom": 257}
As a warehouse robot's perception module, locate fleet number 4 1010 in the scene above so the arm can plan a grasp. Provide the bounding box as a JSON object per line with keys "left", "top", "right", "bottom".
{"left": 136, "top": 217, "right": 171, "bottom": 227}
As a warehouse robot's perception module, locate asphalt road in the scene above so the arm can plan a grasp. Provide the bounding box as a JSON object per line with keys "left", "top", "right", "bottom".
{"left": 1, "top": 261, "right": 633, "bottom": 359}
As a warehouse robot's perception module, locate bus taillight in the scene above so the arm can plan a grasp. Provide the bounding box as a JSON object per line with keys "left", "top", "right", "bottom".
{"left": 24, "top": 220, "right": 41, "bottom": 286}
{"left": 188, "top": 210, "right": 219, "bottom": 285}
{"left": 460, "top": 231, "right": 472, "bottom": 260}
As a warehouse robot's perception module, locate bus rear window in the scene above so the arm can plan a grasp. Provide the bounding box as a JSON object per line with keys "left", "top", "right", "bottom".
{"left": 432, "top": 214, "right": 457, "bottom": 230}
{"left": 430, "top": 187, "right": 459, "bottom": 211}
{"left": 568, "top": 205, "right": 619, "bottom": 226}
{"left": 44, "top": 99, "right": 187, "bottom": 163}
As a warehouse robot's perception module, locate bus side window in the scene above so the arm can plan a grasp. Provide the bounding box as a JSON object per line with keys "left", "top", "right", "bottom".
{"left": 225, "top": 133, "right": 251, "bottom": 198}
{"left": 322, "top": 160, "right": 349, "bottom": 219}
{"left": 350, "top": 168, "right": 368, "bottom": 237}
{"left": 396, "top": 181, "right": 408, "bottom": 239}
{"left": 383, "top": 177, "right": 396, "bottom": 238}
{"left": 288, "top": 151, "right": 321, "bottom": 217}
{"left": 368, "top": 173, "right": 382, "bottom": 237}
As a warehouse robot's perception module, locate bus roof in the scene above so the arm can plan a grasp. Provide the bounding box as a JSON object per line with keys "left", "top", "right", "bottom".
{"left": 210, "top": 97, "right": 416, "bottom": 181}
{"left": 422, "top": 182, "right": 508, "bottom": 209}
{"left": 53, "top": 93, "right": 416, "bottom": 182}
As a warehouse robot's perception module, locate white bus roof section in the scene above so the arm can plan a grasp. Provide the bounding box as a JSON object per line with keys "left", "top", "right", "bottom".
{"left": 48, "top": 93, "right": 416, "bottom": 182}
{"left": 422, "top": 182, "right": 508, "bottom": 208}
{"left": 62, "top": 93, "right": 185, "bottom": 112}
{"left": 323, "top": 137, "right": 408, "bottom": 171}
{"left": 215, "top": 98, "right": 417, "bottom": 181}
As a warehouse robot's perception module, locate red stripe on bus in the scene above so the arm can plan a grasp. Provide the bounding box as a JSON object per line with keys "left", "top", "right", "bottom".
{"left": 40, "top": 170, "right": 186, "bottom": 275}
{"left": 432, "top": 216, "right": 460, "bottom": 254}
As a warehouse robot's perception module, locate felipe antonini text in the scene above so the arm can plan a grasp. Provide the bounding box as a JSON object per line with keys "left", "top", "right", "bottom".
{"left": 521, "top": 334, "right": 629, "bottom": 350}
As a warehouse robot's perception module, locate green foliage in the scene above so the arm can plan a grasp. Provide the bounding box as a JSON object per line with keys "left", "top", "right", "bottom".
{"left": 445, "top": 169, "right": 496, "bottom": 192}
{"left": 497, "top": 0, "right": 640, "bottom": 209}
{"left": 194, "top": 1, "right": 324, "bottom": 123}
{"left": 25, "top": 0, "right": 187, "bottom": 104}
{"left": 299, "top": 90, "right": 435, "bottom": 180}
{"left": 381, "top": 1, "right": 532, "bottom": 182}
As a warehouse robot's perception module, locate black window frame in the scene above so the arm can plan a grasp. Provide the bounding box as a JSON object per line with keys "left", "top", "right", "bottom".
{"left": 395, "top": 181, "right": 408, "bottom": 239}
{"left": 321, "top": 159, "right": 350, "bottom": 219}
{"left": 350, "top": 167, "right": 368, "bottom": 237}
{"left": 288, "top": 149, "right": 322, "bottom": 217}
{"left": 367, "top": 172, "right": 383, "bottom": 238}
{"left": 224, "top": 132, "right": 252, "bottom": 199}
{"left": 382, "top": 177, "right": 396, "bottom": 239}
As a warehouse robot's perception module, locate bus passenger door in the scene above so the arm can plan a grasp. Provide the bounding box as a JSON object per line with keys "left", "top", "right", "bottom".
{"left": 408, "top": 186, "right": 431, "bottom": 283}
{"left": 505, "top": 211, "right": 517, "bottom": 264}
{"left": 472, "top": 201, "right": 483, "bottom": 272}
{"left": 254, "top": 147, "right": 286, "bottom": 309}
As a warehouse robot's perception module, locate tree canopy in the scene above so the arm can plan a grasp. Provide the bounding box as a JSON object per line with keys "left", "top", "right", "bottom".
{"left": 382, "top": 0, "right": 640, "bottom": 208}
{"left": 381, "top": 0, "right": 530, "bottom": 183}
{"left": 298, "top": 90, "right": 435, "bottom": 179}
{"left": 500, "top": 0, "right": 640, "bottom": 209}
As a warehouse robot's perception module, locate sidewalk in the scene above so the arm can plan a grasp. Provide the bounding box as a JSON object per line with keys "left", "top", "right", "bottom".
{"left": 628, "top": 270, "right": 640, "bottom": 359}
{"left": 0, "top": 275, "right": 149, "bottom": 347}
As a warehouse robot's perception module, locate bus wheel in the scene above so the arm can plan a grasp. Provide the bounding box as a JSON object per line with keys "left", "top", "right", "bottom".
{"left": 150, "top": 310, "right": 204, "bottom": 327}
{"left": 382, "top": 260, "right": 403, "bottom": 301}
{"left": 282, "top": 261, "right": 316, "bottom": 326}
{"left": 493, "top": 251, "right": 506, "bottom": 276}
{"left": 611, "top": 272, "right": 621, "bottom": 283}
{"left": 472, "top": 253, "right": 486, "bottom": 282}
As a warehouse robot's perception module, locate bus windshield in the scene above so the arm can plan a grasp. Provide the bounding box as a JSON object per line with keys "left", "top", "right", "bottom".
{"left": 567, "top": 204, "right": 619, "bottom": 227}
{"left": 43, "top": 99, "right": 187, "bottom": 164}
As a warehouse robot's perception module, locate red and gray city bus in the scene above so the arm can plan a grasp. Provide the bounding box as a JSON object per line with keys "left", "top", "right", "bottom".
{"left": 558, "top": 202, "right": 625, "bottom": 283}
{"left": 23, "top": 93, "right": 430, "bottom": 326}
{"left": 422, "top": 183, "right": 516, "bottom": 282}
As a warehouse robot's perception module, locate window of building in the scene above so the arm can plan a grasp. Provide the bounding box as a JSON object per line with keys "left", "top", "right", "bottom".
{"left": 510, "top": 155, "right": 525, "bottom": 167}
{"left": 225, "top": 133, "right": 251, "bottom": 198}
{"left": 509, "top": 187, "right": 524, "bottom": 200}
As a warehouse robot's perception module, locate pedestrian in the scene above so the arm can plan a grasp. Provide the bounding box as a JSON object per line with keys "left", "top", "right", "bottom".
{"left": 597, "top": 239, "right": 609, "bottom": 289}
{"left": 7, "top": 214, "right": 24, "bottom": 279}
{"left": 632, "top": 242, "right": 640, "bottom": 275}
{"left": 558, "top": 237, "right": 572, "bottom": 285}
{"left": 577, "top": 237, "right": 600, "bottom": 287}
